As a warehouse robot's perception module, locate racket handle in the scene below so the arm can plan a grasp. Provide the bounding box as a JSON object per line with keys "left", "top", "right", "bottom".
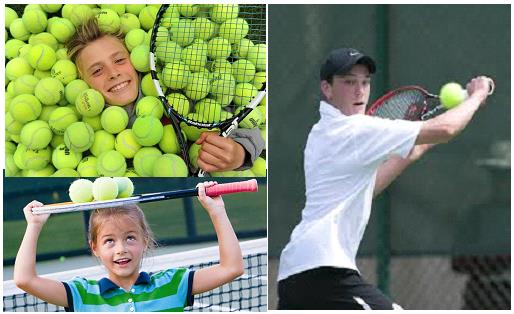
{"left": 205, "top": 179, "right": 258, "bottom": 197}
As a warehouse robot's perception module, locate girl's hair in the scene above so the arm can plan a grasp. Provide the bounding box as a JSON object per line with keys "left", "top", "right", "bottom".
{"left": 66, "top": 17, "right": 125, "bottom": 64}
{"left": 88, "top": 205, "right": 157, "bottom": 250}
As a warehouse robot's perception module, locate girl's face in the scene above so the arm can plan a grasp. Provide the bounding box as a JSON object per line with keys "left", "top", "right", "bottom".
{"left": 91, "top": 216, "right": 146, "bottom": 286}
{"left": 77, "top": 36, "right": 139, "bottom": 106}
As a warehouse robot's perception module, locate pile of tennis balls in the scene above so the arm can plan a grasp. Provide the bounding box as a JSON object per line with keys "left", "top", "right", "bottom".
{"left": 5, "top": 4, "right": 266, "bottom": 177}
{"left": 69, "top": 176, "right": 134, "bottom": 202}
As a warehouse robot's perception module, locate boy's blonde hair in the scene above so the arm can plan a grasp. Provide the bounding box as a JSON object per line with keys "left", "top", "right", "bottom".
{"left": 88, "top": 205, "right": 157, "bottom": 251}
{"left": 66, "top": 17, "right": 125, "bottom": 64}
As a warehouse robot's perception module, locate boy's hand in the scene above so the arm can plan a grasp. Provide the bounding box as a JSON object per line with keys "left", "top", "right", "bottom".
{"left": 196, "top": 181, "right": 226, "bottom": 217}
{"left": 466, "top": 76, "right": 492, "bottom": 106}
{"left": 196, "top": 132, "right": 245, "bottom": 172}
{"left": 23, "top": 201, "right": 50, "bottom": 227}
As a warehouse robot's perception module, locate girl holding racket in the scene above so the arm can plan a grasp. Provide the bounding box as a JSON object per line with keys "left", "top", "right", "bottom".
{"left": 277, "top": 47, "right": 492, "bottom": 309}
{"left": 14, "top": 182, "right": 244, "bottom": 311}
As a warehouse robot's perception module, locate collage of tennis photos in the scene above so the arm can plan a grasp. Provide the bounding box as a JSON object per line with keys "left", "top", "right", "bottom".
{"left": 2, "top": 2, "right": 511, "bottom": 312}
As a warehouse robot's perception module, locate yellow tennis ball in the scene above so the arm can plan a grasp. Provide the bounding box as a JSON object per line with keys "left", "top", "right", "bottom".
{"left": 40, "top": 4, "right": 63, "bottom": 13}
{"left": 159, "top": 125, "right": 184, "bottom": 154}
{"left": 124, "top": 28, "right": 147, "bottom": 52}
{"left": 101, "top": 4, "right": 126, "bottom": 15}
{"left": 195, "top": 98, "right": 224, "bottom": 123}
{"left": 180, "top": 43, "right": 208, "bottom": 72}
{"left": 51, "top": 60, "right": 77, "bottom": 85}
{"left": 34, "top": 77, "right": 64, "bottom": 105}
{"left": 77, "top": 156, "right": 98, "bottom": 177}
{"left": 207, "top": 37, "right": 232, "bottom": 60}
{"left": 233, "top": 83, "right": 258, "bottom": 106}
{"left": 439, "top": 82, "right": 466, "bottom": 109}
{"left": 51, "top": 134, "right": 65, "bottom": 148}
{"left": 113, "top": 177, "right": 134, "bottom": 198}
{"left": 55, "top": 48, "right": 69, "bottom": 61}
{"left": 6, "top": 154, "right": 20, "bottom": 177}
{"left": 126, "top": 4, "right": 146, "bottom": 16}
{"left": 92, "top": 177, "right": 119, "bottom": 200}
{"left": 14, "top": 143, "right": 52, "bottom": 170}
{"left": 20, "top": 120, "right": 53, "bottom": 150}
{"left": 188, "top": 143, "right": 201, "bottom": 171}
{"left": 10, "top": 94, "right": 43, "bottom": 124}
{"left": 6, "top": 113, "right": 24, "bottom": 140}
{"left": 136, "top": 96, "right": 164, "bottom": 119}
{"left": 5, "top": 7, "right": 19, "bottom": 29}
{"left": 141, "top": 73, "right": 158, "bottom": 97}
{"left": 75, "top": 89, "right": 105, "bottom": 117}
{"left": 52, "top": 168, "right": 80, "bottom": 177}
{"left": 180, "top": 119, "right": 215, "bottom": 142}
{"left": 124, "top": 168, "right": 139, "bottom": 177}
{"left": 211, "top": 75, "right": 236, "bottom": 106}
{"left": 185, "top": 73, "right": 211, "bottom": 101}
{"left": 65, "top": 79, "right": 89, "bottom": 105}
{"left": 219, "top": 18, "right": 249, "bottom": 44}
{"left": 49, "top": 18, "right": 76, "bottom": 43}
{"left": 132, "top": 115, "right": 164, "bottom": 146}
{"left": 115, "top": 129, "right": 142, "bottom": 158}
{"left": 239, "top": 108, "right": 265, "bottom": 129}
{"left": 90, "top": 130, "right": 115, "bottom": 157}
{"left": 120, "top": 13, "right": 140, "bottom": 34}
{"left": 251, "top": 157, "right": 266, "bottom": 177}
{"left": 101, "top": 106, "right": 129, "bottom": 134}
{"left": 6, "top": 57, "right": 33, "bottom": 81}
{"left": 82, "top": 115, "right": 102, "bottom": 131}
{"left": 22, "top": 9, "right": 48, "bottom": 34}
{"left": 193, "top": 17, "right": 216, "bottom": 40}
{"left": 232, "top": 59, "right": 256, "bottom": 83}
{"left": 52, "top": 143, "right": 82, "bottom": 170}
{"left": 130, "top": 44, "right": 151, "bottom": 72}
{"left": 133, "top": 147, "right": 162, "bottom": 176}
{"left": 69, "top": 5, "right": 93, "bottom": 27}
{"left": 13, "top": 74, "right": 39, "bottom": 96}
{"left": 210, "top": 4, "right": 239, "bottom": 23}
{"left": 138, "top": 6, "right": 158, "bottom": 31}
{"left": 247, "top": 44, "right": 266, "bottom": 71}
{"left": 170, "top": 19, "right": 195, "bottom": 47}
{"left": 10, "top": 18, "right": 31, "bottom": 41}
{"left": 27, "top": 44, "right": 56, "bottom": 71}
{"left": 152, "top": 154, "right": 188, "bottom": 177}
{"left": 233, "top": 38, "right": 255, "bottom": 59}
{"left": 64, "top": 121, "right": 95, "bottom": 152}
{"left": 69, "top": 179, "right": 94, "bottom": 202}
{"left": 97, "top": 150, "right": 127, "bottom": 177}
{"left": 28, "top": 32, "right": 59, "bottom": 51}
{"left": 252, "top": 72, "right": 266, "bottom": 90}
{"left": 22, "top": 164, "right": 56, "bottom": 177}
{"left": 5, "top": 39, "right": 25, "bottom": 60}
{"left": 162, "top": 61, "right": 191, "bottom": 90}
{"left": 166, "top": 93, "right": 191, "bottom": 116}
{"left": 96, "top": 8, "right": 121, "bottom": 33}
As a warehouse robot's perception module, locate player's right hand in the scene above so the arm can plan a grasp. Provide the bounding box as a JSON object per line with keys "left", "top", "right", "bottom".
{"left": 466, "top": 76, "right": 493, "bottom": 105}
{"left": 23, "top": 201, "right": 50, "bottom": 227}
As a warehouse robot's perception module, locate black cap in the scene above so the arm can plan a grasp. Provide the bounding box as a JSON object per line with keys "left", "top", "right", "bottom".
{"left": 320, "top": 48, "right": 376, "bottom": 80}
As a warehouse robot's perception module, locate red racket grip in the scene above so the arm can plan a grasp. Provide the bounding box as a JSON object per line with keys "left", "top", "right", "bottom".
{"left": 205, "top": 179, "right": 258, "bottom": 197}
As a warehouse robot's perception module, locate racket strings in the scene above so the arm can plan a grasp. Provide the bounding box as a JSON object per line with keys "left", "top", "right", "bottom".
{"left": 373, "top": 90, "right": 428, "bottom": 120}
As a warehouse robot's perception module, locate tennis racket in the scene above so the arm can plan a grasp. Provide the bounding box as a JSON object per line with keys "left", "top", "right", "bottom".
{"left": 149, "top": 4, "right": 266, "bottom": 176}
{"left": 367, "top": 79, "right": 495, "bottom": 120}
{"left": 32, "top": 179, "right": 258, "bottom": 215}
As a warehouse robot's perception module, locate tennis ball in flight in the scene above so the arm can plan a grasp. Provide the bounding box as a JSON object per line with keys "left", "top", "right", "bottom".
{"left": 20, "top": 120, "right": 53, "bottom": 150}
{"left": 97, "top": 150, "right": 127, "bottom": 177}
{"left": 92, "top": 177, "right": 119, "bottom": 200}
{"left": 75, "top": 89, "right": 105, "bottom": 117}
{"left": 100, "top": 106, "right": 129, "bottom": 134}
{"left": 64, "top": 121, "right": 95, "bottom": 152}
{"left": 69, "top": 179, "right": 94, "bottom": 203}
{"left": 113, "top": 177, "right": 134, "bottom": 198}
{"left": 439, "top": 82, "right": 466, "bottom": 109}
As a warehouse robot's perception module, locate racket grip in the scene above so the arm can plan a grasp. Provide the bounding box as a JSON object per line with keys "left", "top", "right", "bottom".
{"left": 205, "top": 179, "right": 258, "bottom": 197}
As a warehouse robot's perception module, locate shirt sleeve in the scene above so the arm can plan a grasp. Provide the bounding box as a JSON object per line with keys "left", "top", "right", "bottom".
{"left": 228, "top": 128, "right": 265, "bottom": 170}
{"left": 63, "top": 277, "right": 90, "bottom": 312}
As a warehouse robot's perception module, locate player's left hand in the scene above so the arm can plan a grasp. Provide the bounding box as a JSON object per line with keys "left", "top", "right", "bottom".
{"left": 196, "top": 132, "right": 246, "bottom": 172}
{"left": 197, "top": 181, "right": 226, "bottom": 217}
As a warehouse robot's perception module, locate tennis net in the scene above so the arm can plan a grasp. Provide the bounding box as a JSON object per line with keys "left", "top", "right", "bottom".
{"left": 3, "top": 238, "right": 267, "bottom": 312}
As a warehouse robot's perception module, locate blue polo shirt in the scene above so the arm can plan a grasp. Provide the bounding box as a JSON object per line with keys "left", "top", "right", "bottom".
{"left": 63, "top": 268, "right": 195, "bottom": 312}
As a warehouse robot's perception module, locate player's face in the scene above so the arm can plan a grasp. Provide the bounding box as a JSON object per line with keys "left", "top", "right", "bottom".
{"left": 321, "top": 64, "right": 371, "bottom": 115}
{"left": 77, "top": 36, "right": 139, "bottom": 106}
{"left": 91, "top": 216, "right": 146, "bottom": 287}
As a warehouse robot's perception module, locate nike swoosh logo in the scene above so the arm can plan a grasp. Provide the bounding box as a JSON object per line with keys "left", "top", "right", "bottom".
{"left": 349, "top": 52, "right": 359, "bottom": 56}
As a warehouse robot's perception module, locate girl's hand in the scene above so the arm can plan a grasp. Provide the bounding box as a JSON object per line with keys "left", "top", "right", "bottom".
{"left": 23, "top": 201, "right": 50, "bottom": 227}
{"left": 197, "top": 181, "right": 226, "bottom": 217}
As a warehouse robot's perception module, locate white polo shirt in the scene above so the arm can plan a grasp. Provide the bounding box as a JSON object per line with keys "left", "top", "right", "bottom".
{"left": 278, "top": 101, "right": 422, "bottom": 281}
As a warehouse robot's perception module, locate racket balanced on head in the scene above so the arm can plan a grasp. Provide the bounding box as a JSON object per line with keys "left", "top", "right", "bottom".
{"left": 149, "top": 5, "right": 266, "bottom": 176}
{"left": 367, "top": 80, "right": 494, "bottom": 120}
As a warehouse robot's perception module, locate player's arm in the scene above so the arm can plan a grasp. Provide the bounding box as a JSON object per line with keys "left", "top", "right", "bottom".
{"left": 14, "top": 201, "right": 68, "bottom": 307}
{"left": 192, "top": 182, "right": 244, "bottom": 295}
{"left": 416, "top": 76, "right": 491, "bottom": 145}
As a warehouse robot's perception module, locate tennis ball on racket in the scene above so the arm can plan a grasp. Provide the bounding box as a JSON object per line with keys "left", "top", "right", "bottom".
{"left": 247, "top": 44, "right": 266, "bottom": 71}
{"left": 90, "top": 130, "right": 116, "bottom": 157}
{"left": 34, "top": 77, "right": 64, "bottom": 106}
{"left": 251, "top": 157, "right": 266, "bottom": 177}
{"left": 10, "top": 94, "right": 43, "bottom": 124}
{"left": 115, "top": 129, "right": 142, "bottom": 158}
{"left": 52, "top": 168, "right": 80, "bottom": 177}
{"left": 52, "top": 143, "right": 82, "bottom": 170}
{"left": 166, "top": 93, "right": 191, "bottom": 116}
{"left": 209, "top": 59, "right": 233, "bottom": 76}
{"left": 22, "top": 9, "right": 48, "bottom": 34}
{"left": 5, "top": 39, "right": 25, "bottom": 60}
{"left": 141, "top": 73, "right": 158, "bottom": 97}
{"left": 20, "top": 120, "right": 52, "bottom": 150}
{"left": 5, "top": 7, "right": 19, "bottom": 29}
{"left": 27, "top": 44, "right": 56, "bottom": 71}
{"left": 181, "top": 44, "right": 208, "bottom": 72}
{"left": 113, "top": 177, "right": 134, "bottom": 198}
{"left": 161, "top": 61, "right": 191, "bottom": 89}
{"left": 6, "top": 57, "right": 33, "bottom": 81}
{"left": 130, "top": 44, "right": 151, "bottom": 72}
{"left": 136, "top": 96, "right": 164, "bottom": 119}
{"left": 125, "top": 28, "right": 147, "bottom": 52}
{"left": 138, "top": 6, "right": 158, "bottom": 31}
{"left": 97, "top": 150, "right": 127, "bottom": 177}
{"left": 65, "top": 79, "right": 89, "bottom": 105}
{"left": 64, "top": 121, "right": 95, "bottom": 153}
{"left": 195, "top": 99, "right": 224, "bottom": 123}
{"left": 239, "top": 108, "right": 265, "bottom": 129}
{"left": 13, "top": 75, "right": 39, "bottom": 96}
{"left": 120, "top": 13, "right": 140, "bottom": 34}
{"left": 210, "top": 4, "right": 239, "bottom": 23}
{"left": 133, "top": 147, "right": 163, "bottom": 176}
{"left": 170, "top": 19, "right": 195, "bottom": 47}
{"left": 185, "top": 73, "right": 211, "bottom": 101}
{"left": 132, "top": 115, "right": 164, "bottom": 146}
{"left": 51, "top": 60, "right": 77, "bottom": 85}
{"left": 232, "top": 59, "right": 256, "bottom": 83}
{"left": 233, "top": 38, "right": 255, "bottom": 59}
{"left": 75, "top": 89, "right": 105, "bottom": 117}
{"left": 154, "top": 39, "right": 182, "bottom": 64}
{"left": 40, "top": 4, "right": 63, "bottom": 13}
{"left": 207, "top": 37, "right": 232, "bottom": 60}
{"left": 126, "top": 4, "right": 146, "bottom": 16}
{"left": 92, "top": 177, "right": 119, "bottom": 200}
{"left": 193, "top": 17, "right": 216, "bottom": 40}
{"left": 100, "top": 106, "right": 129, "bottom": 134}
{"left": 219, "top": 18, "right": 249, "bottom": 44}
{"left": 152, "top": 154, "right": 188, "bottom": 177}
{"left": 9, "top": 18, "right": 31, "bottom": 41}
{"left": 69, "top": 5, "right": 93, "bottom": 27}
{"left": 233, "top": 83, "right": 258, "bottom": 106}
{"left": 439, "top": 82, "right": 466, "bottom": 109}
{"left": 96, "top": 9, "right": 121, "bottom": 33}
{"left": 69, "top": 179, "right": 94, "bottom": 202}
{"left": 77, "top": 156, "right": 98, "bottom": 177}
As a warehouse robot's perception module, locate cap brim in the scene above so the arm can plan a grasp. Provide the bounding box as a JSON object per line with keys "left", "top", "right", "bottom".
{"left": 356, "top": 56, "right": 376, "bottom": 74}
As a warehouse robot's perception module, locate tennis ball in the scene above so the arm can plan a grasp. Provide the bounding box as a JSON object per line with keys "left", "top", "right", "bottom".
{"left": 207, "top": 37, "right": 232, "bottom": 60}
{"left": 115, "top": 129, "right": 142, "bottom": 158}
{"left": 439, "top": 82, "right": 466, "bottom": 109}
{"left": 159, "top": 125, "right": 182, "bottom": 154}
{"left": 195, "top": 99, "right": 224, "bottom": 123}
{"left": 152, "top": 154, "right": 188, "bottom": 177}
{"left": 51, "top": 134, "right": 64, "bottom": 148}
{"left": 40, "top": 4, "right": 63, "bottom": 13}
{"left": 239, "top": 108, "right": 265, "bottom": 129}
{"left": 210, "top": 4, "right": 239, "bottom": 23}
{"left": 69, "top": 5, "right": 93, "bottom": 27}
{"left": 52, "top": 168, "right": 80, "bottom": 177}
{"left": 193, "top": 17, "right": 216, "bottom": 40}
{"left": 6, "top": 113, "right": 24, "bottom": 139}
{"left": 14, "top": 144, "right": 52, "bottom": 170}
{"left": 33, "top": 69, "right": 51, "bottom": 80}
{"left": 10, "top": 18, "right": 31, "bottom": 41}
{"left": 27, "top": 44, "right": 56, "bottom": 71}
{"left": 39, "top": 105, "right": 57, "bottom": 122}
{"left": 130, "top": 44, "right": 151, "bottom": 72}
{"left": 136, "top": 96, "right": 164, "bottom": 119}
{"left": 180, "top": 120, "right": 215, "bottom": 142}
{"left": 132, "top": 116, "right": 164, "bottom": 146}
{"left": 10, "top": 94, "right": 42, "bottom": 124}
{"left": 138, "top": 6, "right": 158, "bottom": 31}
{"left": 48, "top": 18, "right": 76, "bottom": 43}
{"left": 65, "top": 80, "right": 89, "bottom": 105}
{"left": 232, "top": 59, "right": 256, "bottom": 83}
{"left": 82, "top": 115, "right": 102, "bottom": 131}
{"left": 113, "top": 177, "right": 134, "bottom": 198}
{"left": 250, "top": 157, "right": 266, "bottom": 177}
{"left": 154, "top": 33, "right": 181, "bottom": 63}
{"left": 64, "top": 121, "right": 94, "bottom": 152}
{"left": 125, "top": 28, "right": 147, "bottom": 52}
{"left": 97, "top": 150, "right": 127, "bottom": 177}
{"left": 90, "top": 130, "right": 115, "bottom": 157}
{"left": 166, "top": 93, "right": 191, "bottom": 116}
{"left": 34, "top": 77, "right": 64, "bottom": 105}
{"left": 101, "top": 4, "right": 125, "bottom": 15}
{"left": 6, "top": 154, "right": 20, "bottom": 177}
{"left": 188, "top": 143, "right": 201, "bottom": 170}
{"left": 126, "top": 4, "right": 146, "bottom": 16}
{"left": 20, "top": 120, "right": 53, "bottom": 150}
{"left": 96, "top": 9, "right": 121, "bottom": 33}
{"left": 77, "top": 156, "right": 98, "bottom": 177}
{"left": 28, "top": 32, "right": 59, "bottom": 51}
{"left": 177, "top": 4, "right": 199, "bottom": 17}
{"left": 75, "top": 89, "right": 105, "bottom": 117}
{"left": 22, "top": 164, "right": 56, "bottom": 177}
{"left": 185, "top": 73, "right": 211, "bottom": 101}
{"left": 92, "top": 177, "right": 119, "bottom": 200}
{"left": 133, "top": 147, "right": 162, "bottom": 176}
{"left": 13, "top": 75, "right": 39, "bottom": 96}
{"left": 5, "top": 39, "right": 25, "bottom": 60}
{"left": 252, "top": 72, "right": 266, "bottom": 90}
{"left": 68, "top": 179, "right": 94, "bottom": 202}
{"left": 161, "top": 61, "right": 191, "bottom": 89}
{"left": 247, "top": 44, "right": 266, "bottom": 71}
{"left": 119, "top": 13, "right": 140, "bottom": 34}
{"left": 233, "top": 38, "right": 254, "bottom": 59}
{"left": 6, "top": 57, "right": 33, "bottom": 81}
{"left": 52, "top": 143, "right": 82, "bottom": 170}
{"left": 170, "top": 19, "right": 195, "bottom": 47}
{"left": 22, "top": 9, "right": 48, "bottom": 34}
{"left": 219, "top": 18, "right": 249, "bottom": 44}
{"left": 141, "top": 73, "right": 158, "bottom": 97}
{"left": 101, "top": 106, "right": 129, "bottom": 134}
{"left": 61, "top": 4, "right": 76, "bottom": 20}
{"left": 5, "top": 7, "right": 19, "bottom": 29}
{"left": 51, "top": 60, "right": 77, "bottom": 85}
{"left": 55, "top": 48, "right": 69, "bottom": 61}
{"left": 181, "top": 43, "right": 208, "bottom": 72}
{"left": 233, "top": 83, "right": 258, "bottom": 106}
{"left": 124, "top": 168, "right": 139, "bottom": 177}
{"left": 6, "top": 141, "right": 17, "bottom": 155}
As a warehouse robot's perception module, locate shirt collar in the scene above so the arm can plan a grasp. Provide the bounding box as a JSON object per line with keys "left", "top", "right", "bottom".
{"left": 320, "top": 100, "right": 347, "bottom": 118}
{"left": 98, "top": 272, "right": 151, "bottom": 294}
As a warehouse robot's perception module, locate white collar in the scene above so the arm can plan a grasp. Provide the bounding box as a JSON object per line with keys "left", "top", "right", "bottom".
{"left": 320, "top": 100, "right": 347, "bottom": 118}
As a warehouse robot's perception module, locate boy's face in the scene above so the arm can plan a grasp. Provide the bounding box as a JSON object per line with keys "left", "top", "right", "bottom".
{"left": 321, "top": 64, "right": 371, "bottom": 115}
{"left": 77, "top": 36, "right": 139, "bottom": 106}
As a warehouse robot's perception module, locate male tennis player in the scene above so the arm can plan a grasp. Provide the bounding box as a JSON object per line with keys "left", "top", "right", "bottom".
{"left": 277, "top": 47, "right": 493, "bottom": 309}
